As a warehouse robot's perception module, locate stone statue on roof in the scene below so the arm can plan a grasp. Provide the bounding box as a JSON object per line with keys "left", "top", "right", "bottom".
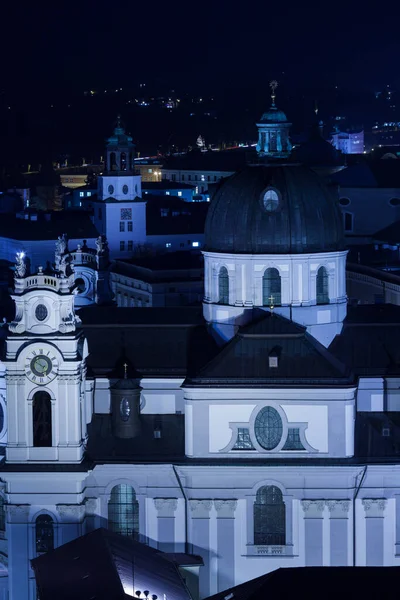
{"left": 15, "top": 251, "right": 27, "bottom": 278}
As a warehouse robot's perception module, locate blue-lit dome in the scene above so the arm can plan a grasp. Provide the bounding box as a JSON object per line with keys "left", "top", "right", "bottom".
{"left": 259, "top": 106, "right": 289, "bottom": 123}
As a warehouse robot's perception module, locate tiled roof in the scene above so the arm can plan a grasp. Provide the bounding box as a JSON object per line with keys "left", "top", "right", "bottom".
{"left": 186, "top": 312, "right": 352, "bottom": 387}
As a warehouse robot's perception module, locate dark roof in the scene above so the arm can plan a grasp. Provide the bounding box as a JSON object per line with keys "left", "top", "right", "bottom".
{"left": 204, "top": 165, "right": 345, "bottom": 254}
{"left": 146, "top": 195, "right": 209, "bottom": 235}
{"left": 86, "top": 414, "right": 184, "bottom": 462}
{"left": 32, "top": 527, "right": 192, "bottom": 600}
{"left": 205, "top": 567, "right": 400, "bottom": 600}
{"left": 291, "top": 124, "right": 344, "bottom": 168}
{"left": 356, "top": 412, "right": 400, "bottom": 459}
{"left": 373, "top": 219, "right": 400, "bottom": 244}
{"left": 330, "top": 304, "right": 400, "bottom": 376}
{"left": 333, "top": 160, "right": 400, "bottom": 188}
{"left": 142, "top": 181, "right": 195, "bottom": 190}
{"left": 186, "top": 311, "right": 352, "bottom": 387}
{"left": 163, "top": 149, "right": 248, "bottom": 172}
{"left": 79, "top": 307, "right": 218, "bottom": 377}
{"left": 111, "top": 252, "right": 203, "bottom": 284}
{"left": 0, "top": 211, "right": 99, "bottom": 241}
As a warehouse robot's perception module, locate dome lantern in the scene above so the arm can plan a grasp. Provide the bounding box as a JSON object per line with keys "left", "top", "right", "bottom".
{"left": 256, "top": 81, "right": 292, "bottom": 158}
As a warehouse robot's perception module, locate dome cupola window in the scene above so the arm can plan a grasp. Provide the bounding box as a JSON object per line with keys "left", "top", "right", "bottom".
{"left": 262, "top": 189, "right": 280, "bottom": 212}
{"left": 316, "top": 266, "right": 329, "bottom": 305}
{"left": 218, "top": 267, "right": 229, "bottom": 305}
{"left": 262, "top": 268, "right": 281, "bottom": 306}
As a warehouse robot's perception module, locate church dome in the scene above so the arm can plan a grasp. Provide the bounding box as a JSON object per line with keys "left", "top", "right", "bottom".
{"left": 259, "top": 106, "right": 288, "bottom": 123}
{"left": 204, "top": 164, "right": 345, "bottom": 254}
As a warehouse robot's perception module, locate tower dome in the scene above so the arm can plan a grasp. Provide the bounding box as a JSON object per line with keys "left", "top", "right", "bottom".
{"left": 204, "top": 164, "right": 345, "bottom": 255}
{"left": 256, "top": 81, "right": 292, "bottom": 158}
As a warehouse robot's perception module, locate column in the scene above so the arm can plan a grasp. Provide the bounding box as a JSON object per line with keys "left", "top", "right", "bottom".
{"left": 301, "top": 500, "right": 325, "bottom": 565}
{"left": 395, "top": 494, "right": 400, "bottom": 556}
{"left": 362, "top": 499, "right": 387, "bottom": 566}
{"left": 234, "top": 263, "right": 243, "bottom": 306}
{"left": 154, "top": 498, "right": 178, "bottom": 552}
{"left": 56, "top": 504, "right": 85, "bottom": 546}
{"left": 189, "top": 500, "right": 212, "bottom": 598}
{"left": 326, "top": 500, "right": 350, "bottom": 566}
{"left": 214, "top": 500, "right": 237, "bottom": 592}
{"left": 7, "top": 505, "right": 31, "bottom": 600}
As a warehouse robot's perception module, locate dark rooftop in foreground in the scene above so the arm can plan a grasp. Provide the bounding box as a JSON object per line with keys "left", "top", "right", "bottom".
{"left": 205, "top": 567, "right": 400, "bottom": 600}
{"left": 32, "top": 527, "right": 195, "bottom": 600}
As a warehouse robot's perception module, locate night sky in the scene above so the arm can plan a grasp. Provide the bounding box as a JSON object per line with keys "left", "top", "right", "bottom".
{"left": 3, "top": 0, "right": 399, "bottom": 97}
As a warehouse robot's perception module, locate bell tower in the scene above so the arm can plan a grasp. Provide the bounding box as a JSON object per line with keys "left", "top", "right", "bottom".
{"left": 4, "top": 250, "right": 89, "bottom": 463}
{"left": 256, "top": 81, "right": 292, "bottom": 158}
{"left": 98, "top": 116, "right": 142, "bottom": 201}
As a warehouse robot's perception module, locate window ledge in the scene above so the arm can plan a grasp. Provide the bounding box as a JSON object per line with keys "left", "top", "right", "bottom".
{"left": 245, "top": 544, "right": 295, "bottom": 557}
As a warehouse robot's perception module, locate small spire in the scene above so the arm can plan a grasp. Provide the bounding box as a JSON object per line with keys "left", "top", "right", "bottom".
{"left": 270, "top": 80, "right": 278, "bottom": 107}
{"left": 123, "top": 362, "right": 128, "bottom": 379}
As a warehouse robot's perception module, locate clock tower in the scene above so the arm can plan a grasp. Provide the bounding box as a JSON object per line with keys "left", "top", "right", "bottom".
{"left": 4, "top": 253, "right": 89, "bottom": 463}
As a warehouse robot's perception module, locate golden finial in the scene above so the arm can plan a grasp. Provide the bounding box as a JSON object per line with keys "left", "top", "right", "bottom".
{"left": 270, "top": 80, "right": 278, "bottom": 106}
{"left": 123, "top": 362, "right": 128, "bottom": 378}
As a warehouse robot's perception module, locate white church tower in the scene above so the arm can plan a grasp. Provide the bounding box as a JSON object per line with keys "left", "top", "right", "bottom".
{"left": 4, "top": 252, "right": 88, "bottom": 463}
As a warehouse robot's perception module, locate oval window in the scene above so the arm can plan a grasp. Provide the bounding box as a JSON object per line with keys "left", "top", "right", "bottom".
{"left": 108, "top": 184, "right": 114, "bottom": 195}
{"left": 123, "top": 184, "right": 129, "bottom": 195}
{"left": 262, "top": 189, "right": 279, "bottom": 212}
{"left": 254, "top": 406, "right": 283, "bottom": 450}
{"left": 120, "top": 397, "right": 131, "bottom": 422}
{"left": 35, "top": 304, "right": 48, "bottom": 322}
{"left": 389, "top": 198, "right": 400, "bottom": 206}
{"left": 339, "top": 197, "right": 350, "bottom": 206}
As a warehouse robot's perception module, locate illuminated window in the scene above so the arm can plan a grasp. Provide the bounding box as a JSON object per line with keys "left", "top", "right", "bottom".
{"left": 165, "top": 191, "right": 170, "bottom": 195}
{"left": 218, "top": 267, "right": 229, "bottom": 304}
{"left": 36, "top": 515, "right": 54, "bottom": 554}
{"left": 87, "top": 192, "right": 91, "bottom": 197}
{"left": 262, "top": 268, "right": 281, "bottom": 306}
{"left": 201, "top": 175, "right": 205, "bottom": 181}
{"left": 108, "top": 484, "right": 139, "bottom": 539}
{"left": 316, "top": 266, "right": 329, "bottom": 304}
{"left": 166, "top": 242, "right": 172, "bottom": 248}
{"left": 192, "top": 241, "right": 199, "bottom": 247}
{"left": 80, "top": 192, "right": 84, "bottom": 197}
{"left": 263, "top": 189, "right": 279, "bottom": 212}
{"left": 148, "top": 168, "right": 153, "bottom": 173}
{"left": 178, "top": 191, "right": 182, "bottom": 197}
{"left": 254, "top": 407, "right": 282, "bottom": 450}
{"left": 254, "top": 486, "right": 285, "bottom": 545}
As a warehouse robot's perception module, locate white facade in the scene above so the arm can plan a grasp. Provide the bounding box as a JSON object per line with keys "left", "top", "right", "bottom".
{"left": 203, "top": 249, "right": 348, "bottom": 346}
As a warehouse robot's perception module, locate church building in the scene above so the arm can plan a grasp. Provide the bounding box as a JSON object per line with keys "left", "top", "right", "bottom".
{"left": 1, "top": 93, "right": 400, "bottom": 600}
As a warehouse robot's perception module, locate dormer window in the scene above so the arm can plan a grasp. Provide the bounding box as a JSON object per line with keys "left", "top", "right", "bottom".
{"left": 269, "top": 356, "right": 278, "bottom": 368}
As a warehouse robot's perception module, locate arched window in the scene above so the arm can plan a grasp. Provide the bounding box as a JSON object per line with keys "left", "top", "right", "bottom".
{"left": 262, "top": 268, "right": 281, "bottom": 306}
{"left": 108, "top": 484, "right": 139, "bottom": 539}
{"left": 120, "top": 152, "right": 127, "bottom": 171}
{"left": 32, "top": 392, "right": 52, "bottom": 447}
{"left": 218, "top": 267, "right": 229, "bottom": 304}
{"left": 109, "top": 152, "right": 117, "bottom": 171}
{"left": 36, "top": 515, "right": 54, "bottom": 554}
{"left": 254, "top": 485, "right": 285, "bottom": 546}
{"left": 316, "top": 266, "right": 329, "bottom": 305}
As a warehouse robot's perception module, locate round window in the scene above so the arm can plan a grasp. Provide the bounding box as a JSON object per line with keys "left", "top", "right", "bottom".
{"left": 254, "top": 406, "right": 283, "bottom": 450}
{"left": 262, "top": 189, "right": 279, "bottom": 212}
{"left": 339, "top": 197, "right": 350, "bottom": 206}
{"left": 108, "top": 184, "right": 114, "bottom": 195}
{"left": 389, "top": 198, "right": 400, "bottom": 206}
{"left": 123, "top": 184, "right": 129, "bottom": 195}
{"left": 120, "top": 397, "right": 131, "bottom": 422}
{"left": 35, "top": 304, "right": 48, "bottom": 322}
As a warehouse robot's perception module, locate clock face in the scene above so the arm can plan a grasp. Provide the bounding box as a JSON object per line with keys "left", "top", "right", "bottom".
{"left": 25, "top": 348, "right": 58, "bottom": 385}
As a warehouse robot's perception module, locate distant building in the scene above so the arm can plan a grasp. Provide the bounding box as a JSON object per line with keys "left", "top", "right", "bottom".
{"left": 142, "top": 180, "right": 195, "bottom": 202}
{"left": 331, "top": 129, "right": 364, "bottom": 154}
{"left": 110, "top": 251, "right": 203, "bottom": 307}
{"left": 134, "top": 158, "right": 163, "bottom": 182}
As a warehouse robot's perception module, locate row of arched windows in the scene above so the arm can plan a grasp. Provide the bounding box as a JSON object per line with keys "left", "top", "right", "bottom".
{"left": 218, "top": 266, "right": 329, "bottom": 306}
{"left": 31, "top": 483, "right": 285, "bottom": 555}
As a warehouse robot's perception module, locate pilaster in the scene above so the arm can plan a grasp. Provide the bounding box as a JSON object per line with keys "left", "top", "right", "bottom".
{"left": 301, "top": 500, "right": 325, "bottom": 566}
{"left": 215, "top": 500, "right": 236, "bottom": 592}
{"left": 326, "top": 500, "right": 350, "bottom": 566}
{"left": 362, "top": 499, "right": 387, "bottom": 566}
{"left": 154, "top": 498, "right": 178, "bottom": 552}
{"left": 189, "top": 500, "right": 212, "bottom": 598}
